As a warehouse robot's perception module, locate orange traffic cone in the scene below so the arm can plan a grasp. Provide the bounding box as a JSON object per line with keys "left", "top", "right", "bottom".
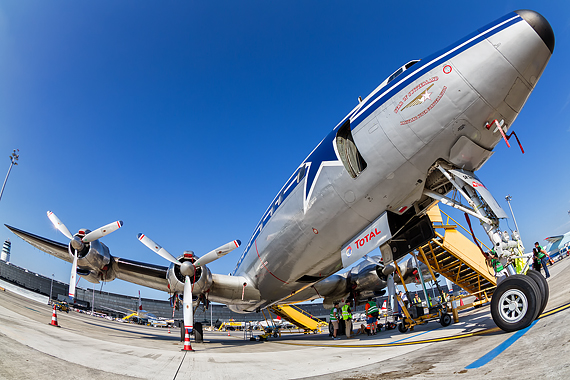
{"left": 182, "top": 329, "right": 193, "bottom": 351}
{"left": 381, "top": 300, "right": 387, "bottom": 312}
{"left": 460, "top": 298, "right": 464, "bottom": 307}
{"left": 49, "top": 304, "right": 60, "bottom": 327}
{"left": 227, "top": 331, "right": 231, "bottom": 336}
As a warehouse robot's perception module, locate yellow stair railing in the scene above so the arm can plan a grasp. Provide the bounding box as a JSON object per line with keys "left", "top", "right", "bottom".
{"left": 417, "top": 203, "right": 496, "bottom": 300}
{"left": 269, "top": 304, "right": 327, "bottom": 332}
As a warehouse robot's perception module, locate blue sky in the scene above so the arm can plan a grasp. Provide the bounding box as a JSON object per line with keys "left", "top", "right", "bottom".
{"left": 0, "top": 1, "right": 569, "bottom": 300}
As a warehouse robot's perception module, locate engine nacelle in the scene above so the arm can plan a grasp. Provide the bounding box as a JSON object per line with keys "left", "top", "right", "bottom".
{"left": 348, "top": 261, "right": 388, "bottom": 301}
{"left": 72, "top": 230, "right": 115, "bottom": 283}
{"left": 166, "top": 253, "right": 213, "bottom": 295}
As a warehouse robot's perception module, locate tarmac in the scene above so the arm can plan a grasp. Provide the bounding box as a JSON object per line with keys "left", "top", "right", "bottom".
{"left": 1, "top": 258, "right": 570, "bottom": 379}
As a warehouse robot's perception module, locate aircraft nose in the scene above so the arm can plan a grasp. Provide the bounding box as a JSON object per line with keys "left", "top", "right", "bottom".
{"left": 515, "top": 10, "right": 555, "bottom": 54}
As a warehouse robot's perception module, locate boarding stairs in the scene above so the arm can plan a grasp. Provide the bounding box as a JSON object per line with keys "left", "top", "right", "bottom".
{"left": 416, "top": 204, "right": 497, "bottom": 302}
{"left": 269, "top": 304, "right": 327, "bottom": 332}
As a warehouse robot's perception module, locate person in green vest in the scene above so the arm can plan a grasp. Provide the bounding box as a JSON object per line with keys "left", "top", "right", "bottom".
{"left": 534, "top": 242, "right": 551, "bottom": 279}
{"left": 341, "top": 301, "right": 353, "bottom": 338}
{"left": 330, "top": 301, "right": 341, "bottom": 340}
{"left": 365, "top": 297, "right": 379, "bottom": 335}
{"left": 486, "top": 250, "right": 506, "bottom": 281}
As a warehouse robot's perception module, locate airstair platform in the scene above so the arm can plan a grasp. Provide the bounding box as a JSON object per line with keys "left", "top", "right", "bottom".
{"left": 417, "top": 203, "right": 496, "bottom": 301}
{"left": 269, "top": 304, "right": 327, "bottom": 332}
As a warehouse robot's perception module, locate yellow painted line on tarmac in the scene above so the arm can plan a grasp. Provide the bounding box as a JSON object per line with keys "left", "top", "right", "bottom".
{"left": 274, "top": 301, "right": 570, "bottom": 349}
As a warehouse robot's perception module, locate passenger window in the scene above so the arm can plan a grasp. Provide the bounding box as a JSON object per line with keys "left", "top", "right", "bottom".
{"left": 336, "top": 120, "right": 367, "bottom": 178}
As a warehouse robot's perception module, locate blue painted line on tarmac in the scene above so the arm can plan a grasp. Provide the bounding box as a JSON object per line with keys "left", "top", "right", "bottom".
{"left": 465, "top": 320, "right": 538, "bottom": 369}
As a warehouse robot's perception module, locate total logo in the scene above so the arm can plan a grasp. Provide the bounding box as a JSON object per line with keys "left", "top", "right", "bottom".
{"left": 346, "top": 246, "right": 353, "bottom": 257}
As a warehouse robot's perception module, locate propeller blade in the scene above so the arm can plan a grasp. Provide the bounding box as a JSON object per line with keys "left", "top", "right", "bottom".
{"left": 183, "top": 275, "right": 193, "bottom": 333}
{"left": 193, "top": 240, "right": 241, "bottom": 267}
{"left": 47, "top": 211, "right": 73, "bottom": 240}
{"left": 83, "top": 221, "right": 124, "bottom": 243}
{"left": 69, "top": 251, "right": 78, "bottom": 303}
{"left": 137, "top": 233, "right": 180, "bottom": 266}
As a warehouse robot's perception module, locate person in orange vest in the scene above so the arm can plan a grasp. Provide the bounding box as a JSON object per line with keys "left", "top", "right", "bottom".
{"left": 365, "top": 297, "right": 379, "bottom": 335}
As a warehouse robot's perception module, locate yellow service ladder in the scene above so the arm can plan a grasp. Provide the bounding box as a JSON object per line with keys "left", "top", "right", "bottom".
{"left": 417, "top": 203, "right": 497, "bottom": 303}
{"left": 269, "top": 304, "right": 327, "bottom": 332}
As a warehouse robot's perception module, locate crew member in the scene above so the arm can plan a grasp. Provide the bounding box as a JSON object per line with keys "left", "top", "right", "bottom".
{"left": 534, "top": 242, "right": 551, "bottom": 279}
{"left": 330, "top": 301, "right": 341, "bottom": 340}
{"left": 341, "top": 301, "right": 353, "bottom": 338}
{"left": 365, "top": 297, "right": 379, "bottom": 335}
{"left": 486, "top": 250, "right": 507, "bottom": 282}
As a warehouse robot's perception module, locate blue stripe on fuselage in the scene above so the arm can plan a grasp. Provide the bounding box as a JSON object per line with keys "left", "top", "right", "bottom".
{"left": 352, "top": 12, "right": 521, "bottom": 127}
{"left": 232, "top": 12, "right": 522, "bottom": 276}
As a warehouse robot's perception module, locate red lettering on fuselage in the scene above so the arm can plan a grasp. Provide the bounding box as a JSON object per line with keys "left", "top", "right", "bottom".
{"left": 354, "top": 228, "right": 381, "bottom": 249}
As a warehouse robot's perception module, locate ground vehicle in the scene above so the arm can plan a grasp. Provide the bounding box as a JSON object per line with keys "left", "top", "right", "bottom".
{"left": 53, "top": 301, "right": 69, "bottom": 313}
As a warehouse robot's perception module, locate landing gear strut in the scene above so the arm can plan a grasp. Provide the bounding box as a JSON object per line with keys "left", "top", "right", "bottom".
{"left": 423, "top": 164, "right": 548, "bottom": 332}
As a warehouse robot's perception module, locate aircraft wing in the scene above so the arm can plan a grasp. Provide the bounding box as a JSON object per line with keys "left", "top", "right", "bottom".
{"left": 6, "top": 224, "right": 170, "bottom": 293}
{"left": 545, "top": 235, "right": 565, "bottom": 243}
{"left": 112, "top": 257, "right": 170, "bottom": 292}
{"left": 6, "top": 224, "right": 72, "bottom": 263}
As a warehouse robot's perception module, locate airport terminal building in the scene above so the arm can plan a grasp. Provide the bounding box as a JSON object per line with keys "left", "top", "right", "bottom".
{"left": 0, "top": 259, "right": 364, "bottom": 322}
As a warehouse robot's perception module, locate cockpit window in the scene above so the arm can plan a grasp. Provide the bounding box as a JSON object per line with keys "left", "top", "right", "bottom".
{"left": 387, "top": 68, "right": 403, "bottom": 84}
{"left": 336, "top": 120, "right": 367, "bottom": 178}
{"left": 386, "top": 60, "right": 420, "bottom": 84}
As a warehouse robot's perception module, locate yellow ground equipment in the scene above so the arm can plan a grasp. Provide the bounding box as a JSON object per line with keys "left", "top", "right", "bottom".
{"left": 418, "top": 204, "right": 496, "bottom": 303}
{"left": 269, "top": 304, "right": 327, "bottom": 333}
{"left": 53, "top": 301, "right": 69, "bottom": 313}
{"left": 393, "top": 203, "right": 499, "bottom": 332}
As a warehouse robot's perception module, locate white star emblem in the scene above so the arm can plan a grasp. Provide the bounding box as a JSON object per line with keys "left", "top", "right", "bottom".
{"left": 419, "top": 89, "right": 432, "bottom": 103}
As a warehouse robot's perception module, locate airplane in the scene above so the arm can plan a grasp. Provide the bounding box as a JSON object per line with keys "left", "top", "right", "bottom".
{"left": 6, "top": 10, "right": 554, "bottom": 334}
{"left": 543, "top": 231, "right": 570, "bottom": 260}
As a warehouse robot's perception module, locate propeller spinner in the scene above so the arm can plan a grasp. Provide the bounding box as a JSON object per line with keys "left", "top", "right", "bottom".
{"left": 47, "top": 211, "right": 123, "bottom": 302}
{"left": 137, "top": 232, "right": 240, "bottom": 334}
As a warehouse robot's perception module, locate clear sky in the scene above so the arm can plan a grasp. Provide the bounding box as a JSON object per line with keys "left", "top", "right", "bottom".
{"left": 0, "top": 1, "right": 569, "bottom": 301}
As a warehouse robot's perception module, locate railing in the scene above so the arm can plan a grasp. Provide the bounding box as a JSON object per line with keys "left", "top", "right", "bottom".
{"left": 439, "top": 209, "right": 491, "bottom": 252}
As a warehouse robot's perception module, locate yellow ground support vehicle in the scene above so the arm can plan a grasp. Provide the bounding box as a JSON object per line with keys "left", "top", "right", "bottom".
{"left": 53, "top": 301, "right": 69, "bottom": 313}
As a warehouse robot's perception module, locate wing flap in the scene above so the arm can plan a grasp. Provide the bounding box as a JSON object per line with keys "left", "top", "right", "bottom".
{"left": 113, "top": 257, "right": 170, "bottom": 292}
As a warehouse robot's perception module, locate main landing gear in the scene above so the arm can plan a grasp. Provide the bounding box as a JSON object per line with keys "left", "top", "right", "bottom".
{"left": 490, "top": 271, "right": 548, "bottom": 332}
{"left": 423, "top": 164, "right": 550, "bottom": 332}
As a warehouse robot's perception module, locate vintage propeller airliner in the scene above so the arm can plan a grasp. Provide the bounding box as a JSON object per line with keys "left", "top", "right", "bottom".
{"left": 8, "top": 10, "right": 554, "bottom": 334}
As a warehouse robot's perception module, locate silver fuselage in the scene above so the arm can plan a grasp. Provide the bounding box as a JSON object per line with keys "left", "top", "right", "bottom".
{"left": 229, "top": 11, "right": 553, "bottom": 312}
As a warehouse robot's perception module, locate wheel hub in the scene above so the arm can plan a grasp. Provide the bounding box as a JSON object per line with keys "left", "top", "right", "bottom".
{"left": 498, "top": 289, "right": 527, "bottom": 323}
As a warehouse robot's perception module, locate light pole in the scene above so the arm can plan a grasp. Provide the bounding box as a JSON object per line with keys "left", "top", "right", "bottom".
{"left": 505, "top": 195, "right": 520, "bottom": 233}
{"left": 49, "top": 274, "right": 54, "bottom": 305}
{"left": 0, "top": 149, "right": 19, "bottom": 203}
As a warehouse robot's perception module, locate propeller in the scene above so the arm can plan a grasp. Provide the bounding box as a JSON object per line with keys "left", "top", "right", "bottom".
{"left": 137, "top": 232, "right": 240, "bottom": 334}
{"left": 47, "top": 211, "right": 123, "bottom": 302}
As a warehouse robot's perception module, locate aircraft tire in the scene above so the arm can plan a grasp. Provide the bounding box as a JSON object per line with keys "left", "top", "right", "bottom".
{"left": 440, "top": 313, "right": 452, "bottom": 327}
{"left": 194, "top": 322, "right": 203, "bottom": 343}
{"left": 490, "top": 274, "right": 541, "bottom": 332}
{"left": 525, "top": 269, "right": 549, "bottom": 318}
{"left": 180, "top": 321, "right": 185, "bottom": 342}
{"left": 398, "top": 322, "right": 408, "bottom": 333}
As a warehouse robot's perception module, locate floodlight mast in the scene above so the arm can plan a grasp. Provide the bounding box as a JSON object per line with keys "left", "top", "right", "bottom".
{"left": 505, "top": 195, "right": 520, "bottom": 233}
{"left": 0, "top": 149, "right": 19, "bottom": 203}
